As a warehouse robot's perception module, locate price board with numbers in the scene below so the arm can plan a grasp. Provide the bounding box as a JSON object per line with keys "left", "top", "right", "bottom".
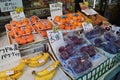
{"left": 0, "top": 44, "right": 21, "bottom": 65}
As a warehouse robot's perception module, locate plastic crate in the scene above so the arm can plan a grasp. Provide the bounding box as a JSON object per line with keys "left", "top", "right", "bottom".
{"left": 76, "top": 53, "right": 120, "bottom": 80}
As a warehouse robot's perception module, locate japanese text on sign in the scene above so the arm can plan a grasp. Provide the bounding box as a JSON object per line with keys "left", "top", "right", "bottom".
{"left": 10, "top": 11, "right": 25, "bottom": 21}
{"left": 0, "top": 0, "right": 23, "bottom": 12}
{"left": 0, "top": 44, "right": 21, "bottom": 65}
{"left": 48, "top": 31, "right": 61, "bottom": 43}
{"left": 49, "top": 2, "right": 63, "bottom": 19}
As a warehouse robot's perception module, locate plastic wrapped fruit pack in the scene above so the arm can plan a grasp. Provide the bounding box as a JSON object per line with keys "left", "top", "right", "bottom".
{"left": 93, "top": 32, "right": 120, "bottom": 54}
{"left": 53, "top": 12, "right": 86, "bottom": 30}
{"left": 6, "top": 17, "right": 35, "bottom": 45}
{"left": 57, "top": 31, "right": 93, "bottom": 78}
{"left": 32, "top": 19, "right": 52, "bottom": 37}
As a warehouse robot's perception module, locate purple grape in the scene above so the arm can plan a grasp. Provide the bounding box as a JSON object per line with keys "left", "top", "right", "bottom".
{"left": 87, "top": 45, "right": 96, "bottom": 57}
{"left": 67, "top": 59, "right": 77, "bottom": 68}
{"left": 74, "top": 65, "right": 85, "bottom": 73}
{"left": 104, "top": 33, "right": 116, "bottom": 42}
{"left": 60, "top": 51, "right": 69, "bottom": 60}
{"left": 59, "top": 46, "right": 65, "bottom": 53}
{"left": 80, "top": 46, "right": 88, "bottom": 53}
{"left": 94, "top": 38, "right": 103, "bottom": 47}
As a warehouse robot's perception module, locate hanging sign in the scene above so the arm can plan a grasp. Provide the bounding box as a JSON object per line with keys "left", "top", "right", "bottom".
{"left": 49, "top": 2, "right": 63, "bottom": 20}
{"left": 0, "top": 44, "right": 21, "bottom": 65}
{"left": 10, "top": 11, "right": 25, "bottom": 21}
{"left": 0, "top": 0, "right": 23, "bottom": 12}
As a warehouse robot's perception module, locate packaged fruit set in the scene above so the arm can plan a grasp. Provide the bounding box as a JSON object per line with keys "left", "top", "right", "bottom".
{"left": 84, "top": 25, "right": 120, "bottom": 57}
{"left": 53, "top": 12, "right": 87, "bottom": 31}
{"left": 6, "top": 16, "right": 53, "bottom": 45}
{"left": 51, "top": 30, "right": 105, "bottom": 79}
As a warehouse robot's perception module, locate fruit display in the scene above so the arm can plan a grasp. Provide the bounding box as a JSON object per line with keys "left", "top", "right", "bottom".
{"left": 54, "top": 31, "right": 94, "bottom": 79}
{"left": 25, "top": 52, "right": 50, "bottom": 67}
{"left": 80, "top": 44, "right": 97, "bottom": 57}
{"left": 6, "top": 15, "right": 53, "bottom": 45}
{"left": 0, "top": 59, "right": 25, "bottom": 80}
{"left": 33, "top": 19, "right": 52, "bottom": 37}
{"left": 32, "top": 60, "right": 59, "bottom": 80}
{"left": 53, "top": 12, "right": 86, "bottom": 30}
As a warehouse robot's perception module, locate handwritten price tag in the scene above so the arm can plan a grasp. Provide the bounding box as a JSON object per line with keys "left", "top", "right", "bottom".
{"left": 10, "top": 11, "right": 25, "bottom": 21}
{"left": 82, "top": 22, "right": 94, "bottom": 32}
{"left": 49, "top": 2, "right": 63, "bottom": 19}
{"left": 0, "top": 44, "right": 21, "bottom": 65}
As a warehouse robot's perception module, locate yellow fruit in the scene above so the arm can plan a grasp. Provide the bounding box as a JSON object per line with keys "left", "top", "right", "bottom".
{"left": 35, "top": 70, "right": 56, "bottom": 80}
{"left": 12, "top": 60, "right": 25, "bottom": 71}
{"left": 26, "top": 53, "right": 43, "bottom": 61}
{"left": 8, "top": 71, "right": 22, "bottom": 80}
{"left": 34, "top": 60, "right": 59, "bottom": 76}
{"left": 27, "top": 53, "right": 49, "bottom": 67}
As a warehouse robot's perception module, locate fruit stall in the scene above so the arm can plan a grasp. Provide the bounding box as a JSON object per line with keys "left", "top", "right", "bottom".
{"left": 0, "top": 0, "right": 120, "bottom": 80}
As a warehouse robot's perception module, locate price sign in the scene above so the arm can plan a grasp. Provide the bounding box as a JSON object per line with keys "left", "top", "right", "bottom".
{"left": 47, "top": 30, "right": 65, "bottom": 54}
{"left": 49, "top": 2, "right": 63, "bottom": 19}
{"left": 10, "top": 11, "right": 25, "bottom": 21}
{"left": 0, "top": 44, "right": 21, "bottom": 65}
{"left": 0, "top": 0, "right": 23, "bottom": 12}
{"left": 82, "top": 22, "right": 94, "bottom": 32}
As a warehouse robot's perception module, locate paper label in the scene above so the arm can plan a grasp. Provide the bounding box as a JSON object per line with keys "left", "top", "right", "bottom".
{"left": 47, "top": 66, "right": 54, "bottom": 72}
{"left": 81, "top": 9, "right": 98, "bottom": 15}
{"left": 49, "top": 2, "right": 63, "bottom": 19}
{"left": 0, "top": 44, "right": 21, "bottom": 65}
{"left": 82, "top": 22, "right": 94, "bottom": 32}
{"left": 10, "top": 11, "right": 25, "bottom": 21}
{"left": 47, "top": 30, "right": 65, "bottom": 59}
{"left": 6, "top": 70, "right": 14, "bottom": 75}
{"left": 0, "top": 0, "right": 23, "bottom": 12}
{"left": 38, "top": 59, "right": 45, "bottom": 63}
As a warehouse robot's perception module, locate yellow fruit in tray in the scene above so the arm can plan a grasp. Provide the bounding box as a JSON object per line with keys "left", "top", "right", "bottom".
{"left": 8, "top": 71, "right": 22, "bottom": 80}
{"left": 35, "top": 70, "right": 56, "bottom": 80}
{"left": 33, "top": 60, "right": 59, "bottom": 76}
{"left": 27, "top": 53, "right": 49, "bottom": 67}
{"left": 0, "top": 60, "right": 25, "bottom": 78}
{"left": 26, "top": 53, "right": 43, "bottom": 61}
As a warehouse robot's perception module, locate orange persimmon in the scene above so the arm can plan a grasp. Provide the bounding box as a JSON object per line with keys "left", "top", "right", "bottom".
{"left": 9, "top": 31, "right": 15, "bottom": 38}
{"left": 15, "top": 37, "right": 21, "bottom": 43}
{"left": 26, "top": 34, "right": 34, "bottom": 43}
{"left": 25, "top": 29, "right": 32, "bottom": 34}
{"left": 40, "top": 31, "right": 47, "bottom": 37}
{"left": 6, "top": 24, "right": 12, "bottom": 31}
{"left": 64, "top": 26, "right": 71, "bottom": 30}
{"left": 17, "top": 30, "right": 25, "bottom": 36}
{"left": 19, "top": 38, "right": 26, "bottom": 45}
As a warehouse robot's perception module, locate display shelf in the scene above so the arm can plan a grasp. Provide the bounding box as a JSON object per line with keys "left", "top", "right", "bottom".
{"left": 76, "top": 53, "right": 120, "bottom": 80}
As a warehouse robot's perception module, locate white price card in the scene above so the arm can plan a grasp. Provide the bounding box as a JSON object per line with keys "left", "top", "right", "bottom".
{"left": 49, "top": 2, "right": 63, "bottom": 20}
{"left": 10, "top": 11, "right": 25, "bottom": 21}
{"left": 0, "top": 0, "right": 23, "bottom": 12}
{"left": 0, "top": 44, "right": 21, "bottom": 65}
{"left": 82, "top": 22, "right": 94, "bottom": 32}
{"left": 81, "top": 9, "right": 98, "bottom": 15}
{"left": 47, "top": 30, "right": 65, "bottom": 55}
